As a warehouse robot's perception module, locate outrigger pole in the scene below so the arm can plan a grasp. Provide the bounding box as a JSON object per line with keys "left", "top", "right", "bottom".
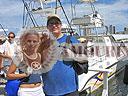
{"left": 57, "top": 0, "right": 74, "bottom": 35}
{"left": 0, "top": 24, "right": 8, "bottom": 37}
{"left": 22, "top": 0, "right": 39, "bottom": 28}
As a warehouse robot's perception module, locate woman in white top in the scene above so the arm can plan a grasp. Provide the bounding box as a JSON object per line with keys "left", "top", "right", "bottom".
{"left": 7, "top": 29, "right": 45, "bottom": 96}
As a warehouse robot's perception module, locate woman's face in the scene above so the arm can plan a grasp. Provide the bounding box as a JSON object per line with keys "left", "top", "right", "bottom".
{"left": 25, "top": 34, "right": 39, "bottom": 50}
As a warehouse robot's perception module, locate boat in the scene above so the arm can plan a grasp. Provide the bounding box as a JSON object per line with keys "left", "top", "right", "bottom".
{"left": 77, "top": 35, "right": 128, "bottom": 96}
{"left": 0, "top": 0, "right": 128, "bottom": 96}
{"left": 21, "top": 1, "right": 128, "bottom": 96}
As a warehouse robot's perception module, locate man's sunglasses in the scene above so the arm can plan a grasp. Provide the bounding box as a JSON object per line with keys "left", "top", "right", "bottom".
{"left": 8, "top": 36, "right": 14, "bottom": 38}
{"left": 48, "top": 20, "right": 61, "bottom": 26}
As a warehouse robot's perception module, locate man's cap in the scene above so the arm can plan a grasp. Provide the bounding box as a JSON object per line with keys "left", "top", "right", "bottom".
{"left": 47, "top": 14, "right": 60, "bottom": 20}
{"left": 47, "top": 14, "right": 62, "bottom": 26}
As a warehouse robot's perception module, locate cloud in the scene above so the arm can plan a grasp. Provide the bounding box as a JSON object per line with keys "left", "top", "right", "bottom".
{"left": 96, "top": 0, "right": 119, "bottom": 4}
{"left": 0, "top": 0, "right": 128, "bottom": 33}
{"left": 96, "top": 0, "right": 128, "bottom": 31}
{"left": 0, "top": 0, "right": 24, "bottom": 32}
{"left": 58, "top": 0, "right": 128, "bottom": 32}
{"left": 0, "top": 0, "right": 23, "bottom": 16}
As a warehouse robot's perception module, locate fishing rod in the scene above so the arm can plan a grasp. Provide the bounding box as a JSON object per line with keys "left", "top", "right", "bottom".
{"left": 0, "top": 24, "right": 8, "bottom": 36}
{"left": 57, "top": 0, "right": 74, "bottom": 35}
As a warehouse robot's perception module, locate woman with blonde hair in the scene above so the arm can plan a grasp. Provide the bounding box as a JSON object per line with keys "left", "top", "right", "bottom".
{"left": 6, "top": 29, "right": 45, "bottom": 96}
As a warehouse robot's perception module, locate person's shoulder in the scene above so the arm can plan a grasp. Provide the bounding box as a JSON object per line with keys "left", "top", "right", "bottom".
{"left": 4, "top": 40, "right": 9, "bottom": 44}
{"left": 1, "top": 40, "right": 8, "bottom": 47}
{"left": 57, "top": 34, "right": 67, "bottom": 41}
{"left": 70, "top": 36, "right": 79, "bottom": 43}
{"left": 12, "top": 51, "right": 23, "bottom": 66}
{"left": 13, "top": 41, "right": 18, "bottom": 45}
{"left": 61, "top": 34, "right": 67, "bottom": 38}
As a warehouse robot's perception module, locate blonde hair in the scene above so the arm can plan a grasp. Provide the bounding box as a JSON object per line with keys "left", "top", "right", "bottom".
{"left": 20, "top": 29, "right": 40, "bottom": 51}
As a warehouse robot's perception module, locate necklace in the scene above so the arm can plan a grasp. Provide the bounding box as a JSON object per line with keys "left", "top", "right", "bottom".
{"left": 31, "top": 61, "right": 41, "bottom": 70}
{"left": 23, "top": 52, "right": 41, "bottom": 71}
{"left": 23, "top": 52, "right": 38, "bottom": 60}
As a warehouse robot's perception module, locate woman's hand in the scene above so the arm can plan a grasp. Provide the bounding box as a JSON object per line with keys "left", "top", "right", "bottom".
{"left": 7, "top": 63, "right": 28, "bottom": 80}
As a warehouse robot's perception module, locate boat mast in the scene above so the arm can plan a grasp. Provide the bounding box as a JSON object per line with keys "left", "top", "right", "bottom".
{"left": 0, "top": 24, "right": 8, "bottom": 36}
{"left": 22, "top": 0, "right": 39, "bottom": 28}
{"left": 39, "top": 0, "right": 44, "bottom": 9}
{"left": 72, "top": 0, "right": 104, "bottom": 36}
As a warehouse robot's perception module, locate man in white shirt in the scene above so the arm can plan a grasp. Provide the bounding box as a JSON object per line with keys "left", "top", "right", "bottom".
{"left": 0, "top": 32, "right": 18, "bottom": 70}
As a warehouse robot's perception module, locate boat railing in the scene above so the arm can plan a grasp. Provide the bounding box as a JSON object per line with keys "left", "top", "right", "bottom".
{"left": 88, "top": 54, "right": 107, "bottom": 67}
{"left": 80, "top": 68, "right": 112, "bottom": 96}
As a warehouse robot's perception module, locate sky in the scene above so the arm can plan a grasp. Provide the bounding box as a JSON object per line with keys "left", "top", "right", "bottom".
{"left": 0, "top": 0, "right": 128, "bottom": 35}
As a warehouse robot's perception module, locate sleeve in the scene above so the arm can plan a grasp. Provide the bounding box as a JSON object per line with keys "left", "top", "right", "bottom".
{"left": 70, "top": 36, "right": 80, "bottom": 44}
{"left": 0, "top": 43, "right": 5, "bottom": 53}
{"left": 12, "top": 51, "right": 23, "bottom": 67}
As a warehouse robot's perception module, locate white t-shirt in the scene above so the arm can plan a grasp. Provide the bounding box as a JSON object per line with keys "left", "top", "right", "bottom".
{"left": 0, "top": 40, "right": 19, "bottom": 66}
